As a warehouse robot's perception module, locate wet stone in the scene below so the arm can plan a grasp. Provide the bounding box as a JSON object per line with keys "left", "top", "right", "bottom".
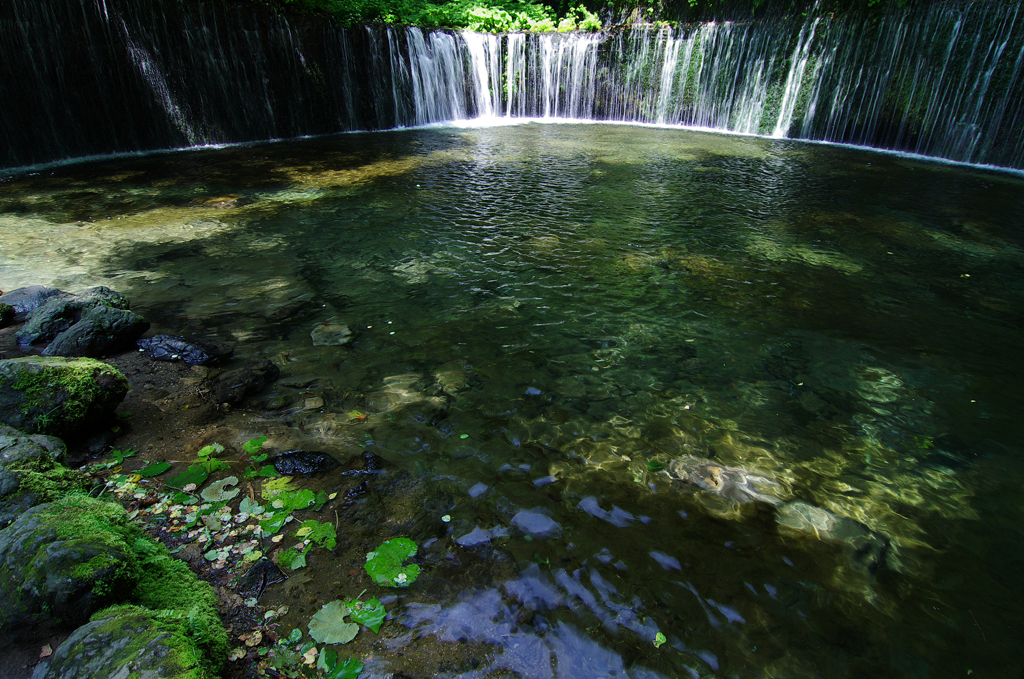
{"left": 236, "top": 558, "right": 287, "bottom": 599}
{"left": 310, "top": 321, "right": 352, "bottom": 346}
{"left": 206, "top": 361, "right": 280, "bottom": 405}
{"left": 0, "top": 286, "right": 66, "bottom": 321}
{"left": 136, "top": 334, "right": 234, "bottom": 366}
{"left": 270, "top": 450, "right": 340, "bottom": 476}
{"left": 662, "top": 455, "right": 786, "bottom": 506}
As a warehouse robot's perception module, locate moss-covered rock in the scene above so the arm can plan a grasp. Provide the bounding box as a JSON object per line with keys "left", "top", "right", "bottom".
{"left": 29, "top": 605, "right": 208, "bottom": 679}
{"left": 0, "top": 424, "right": 84, "bottom": 507}
{"left": 0, "top": 356, "right": 128, "bottom": 437}
{"left": 16, "top": 286, "right": 129, "bottom": 347}
{"left": 0, "top": 495, "right": 141, "bottom": 638}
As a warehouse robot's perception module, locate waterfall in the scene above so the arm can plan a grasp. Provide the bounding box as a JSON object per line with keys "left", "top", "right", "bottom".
{"left": 3, "top": 0, "right": 1023, "bottom": 170}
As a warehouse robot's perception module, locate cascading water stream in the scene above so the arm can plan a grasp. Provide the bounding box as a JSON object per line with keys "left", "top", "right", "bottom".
{"left": 2, "top": 0, "right": 1023, "bottom": 170}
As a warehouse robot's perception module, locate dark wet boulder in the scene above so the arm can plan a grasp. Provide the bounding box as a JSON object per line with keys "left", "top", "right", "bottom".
{"left": 41, "top": 305, "right": 150, "bottom": 358}
{"left": 0, "top": 496, "right": 140, "bottom": 639}
{"left": 0, "top": 357, "right": 128, "bottom": 437}
{"left": 0, "top": 303, "right": 13, "bottom": 328}
{"left": 207, "top": 361, "right": 281, "bottom": 405}
{"left": 271, "top": 450, "right": 340, "bottom": 476}
{"left": 29, "top": 605, "right": 208, "bottom": 679}
{"left": 0, "top": 286, "right": 66, "bottom": 321}
{"left": 137, "top": 334, "right": 234, "bottom": 366}
{"left": 16, "top": 286, "right": 129, "bottom": 347}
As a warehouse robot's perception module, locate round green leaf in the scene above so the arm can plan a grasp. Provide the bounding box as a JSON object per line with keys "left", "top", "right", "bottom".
{"left": 364, "top": 538, "right": 420, "bottom": 588}
{"left": 308, "top": 600, "right": 359, "bottom": 645}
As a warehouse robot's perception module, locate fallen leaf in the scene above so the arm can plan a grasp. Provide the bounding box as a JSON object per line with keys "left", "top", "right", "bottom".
{"left": 39, "top": 644, "right": 52, "bottom": 658}
{"left": 228, "top": 648, "right": 247, "bottom": 661}
{"left": 243, "top": 630, "right": 263, "bottom": 647}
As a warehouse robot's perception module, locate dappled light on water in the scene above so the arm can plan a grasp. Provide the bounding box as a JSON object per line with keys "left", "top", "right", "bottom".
{"left": 2, "top": 123, "right": 1023, "bottom": 677}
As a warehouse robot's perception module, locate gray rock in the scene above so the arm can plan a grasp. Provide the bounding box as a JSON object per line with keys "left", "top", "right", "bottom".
{"left": 0, "top": 425, "right": 66, "bottom": 466}
{"left": 776, "top": 501, "right": 890, "bottom": 573}
{"left": 207, "top": 361, "right": 280, "bottom": 405}
{"left": 30, "top": 606, "right": 204, "bottom": 679}
{"left": 310, "top": 321, "right": 352, "bottom": 346}
{"left": 0, "top": 498, "right": 139, "bottom": 638}
{"left": 0, "top": 357, "right": 128, "bottom": 437}
{"left": 16, "top": 286, "right": 129, "bottom": 347}
{"left": 0, "top": 467, "right": 19, "bottom": 497}
{"left": 41, "top": 306, "right": 150, "bottom": 358}
{"left": 662, "top": 455, "right": 785, "bottom": 506}
{"left": 0, "top": 286, "right": 66, "bottom": 321}
{"left": 0, "top": 425, "right": 66, "bottom": 498}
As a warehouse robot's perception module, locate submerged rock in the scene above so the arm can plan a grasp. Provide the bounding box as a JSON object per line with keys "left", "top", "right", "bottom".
{"left": 310, "top": 321, "right": 352, "bottom": 346}
{"left": 137, "top": 334, "right": 234, "bottom": 366}
{"left": 663, "top": 455, "right": 785, "bottom": 506}
{"left": 0, "top": 357, "right": 128, "bottom": 437}
{"left": 0, "top": 497, "right": 139, "bottom": 638}
{"left": 236, "top": 558, "right": 287, "bottom": 599}
{"left": 270, "top": 450, "right": 340, "bottom": 476}
{"left": 30, "top": 605, "right": 207, "bottom": 679}
{"left": 207, "top": 361, "right": 281, "bottom": 405}
{"left": 776, "top": 501, "right": 890, "bottom": 573}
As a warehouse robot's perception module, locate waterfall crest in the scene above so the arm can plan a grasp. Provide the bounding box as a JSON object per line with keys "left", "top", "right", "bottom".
{"left": 3, "top": 0, "right": 1022, "bottom": 170}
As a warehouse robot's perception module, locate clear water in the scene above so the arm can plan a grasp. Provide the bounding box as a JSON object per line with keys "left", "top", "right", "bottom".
{"left": 3, "top": 122, "right": 1024, "bottom": 677}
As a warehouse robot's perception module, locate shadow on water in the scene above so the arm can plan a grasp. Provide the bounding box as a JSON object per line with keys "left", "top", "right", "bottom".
{"left": 2, "top": 123, "right": 1024, "bottom": 677}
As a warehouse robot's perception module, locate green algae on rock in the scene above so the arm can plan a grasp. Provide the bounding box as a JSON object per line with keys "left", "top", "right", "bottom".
{"left": 0, "top": 356, "right": 128, "bottom": 437}
{"left": 30, "top": 605, "right": 210, "bottom": 679}
{"left": 0, "top": 495, "right": 141, "bottom": 637}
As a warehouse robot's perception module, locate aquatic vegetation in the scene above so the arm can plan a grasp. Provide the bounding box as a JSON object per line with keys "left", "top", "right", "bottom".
{"left": 364, "top": 538, "right": 420, "bottom": 587}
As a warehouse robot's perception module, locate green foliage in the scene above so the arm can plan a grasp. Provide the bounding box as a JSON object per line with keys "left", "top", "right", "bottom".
{"left": 195, "top": 443, "right": 230, "bottom": 474}
{"left": 345, "top": 596, "right": 386, "bottom": 633}
{"left": 364, "top": 537, "right": 420, "bottom": 587}
{"left": 295, "top": 519, "right": 337, "bottom": 549}
{"left": 278, "top": 546, "right": 308, "bottom": 570}
{"left": 308, "top": 600, "right": 359, "bottom": 644}
{"left": 8, "top": 457, "right": 92, "bottom": 501}
{"left": 260, "top": 0, "right": 600, "bottom": 32}
{"left": 166, "top": 464, "right": 210, "bottom": 490}
{"left": 242, "top": 436, "right": 268, "bottom": 456}
{"left": 137, "top": 461, "right": 171, "bottom": 477}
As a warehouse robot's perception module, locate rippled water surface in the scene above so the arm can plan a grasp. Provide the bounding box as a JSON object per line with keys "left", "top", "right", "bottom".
{"left": 3, "top": 123, "right": 1024, "bottom": 678}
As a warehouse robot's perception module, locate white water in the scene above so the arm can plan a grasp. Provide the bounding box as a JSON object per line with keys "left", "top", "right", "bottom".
{"left": 392, "top": 4, "right": 1023, "bottom": 168}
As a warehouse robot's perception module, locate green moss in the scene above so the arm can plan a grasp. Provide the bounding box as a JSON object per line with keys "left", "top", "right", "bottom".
{"left": 132, "top": 544, "right": 229, "bottom": 674}
{"left": 36, "top": 495, "right": 142, "bottom": 595}
{"left": 6, "top": 357, "right": 126, "bottom": 433}
{"left": 32, "top": 495, "right": 226, "bottom": 675}
{"left": 7, "top": 457, "right": 91, "bottom": 503}
{"left": 87, "top": 605, "right": 208, "bottom": 679}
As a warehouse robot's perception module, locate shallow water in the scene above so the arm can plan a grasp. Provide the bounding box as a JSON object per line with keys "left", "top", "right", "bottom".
{"left": 3, "top": 123, "right": 1024, "bottom": 678}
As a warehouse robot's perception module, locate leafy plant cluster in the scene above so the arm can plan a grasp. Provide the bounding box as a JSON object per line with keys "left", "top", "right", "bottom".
{"left": 261, "top": 0, "right": 600, "bottom": 32}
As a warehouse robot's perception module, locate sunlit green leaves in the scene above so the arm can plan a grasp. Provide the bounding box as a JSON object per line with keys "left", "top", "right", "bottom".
{"left": 278, "top": 547, "right": 307, "bottom": 570}
{"left": 295, "top": 519, "right": 337, "bottom": 549}
{"left": 364, "top": 537, "right": 420, "bottom": 588}
{"left": 137, "top": 461, "right": 171, "bottom": 477}
{"left": 346, "top": 597, "right": 386, "bottom": 633}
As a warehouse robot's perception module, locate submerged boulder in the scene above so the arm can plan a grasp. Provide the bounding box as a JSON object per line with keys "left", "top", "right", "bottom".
{"left": 662, "top": 455, "right": 786, "bottom": 506}
{"left": 30, "top": 605, "right": 208, "bottom": 679}
{"left": 776, "top": 501, "right": 890, "bottom": 573}
{"left": 137, "top": 334, "right": 234, "bottom": 366}
{"left": 0, "top": 357, "right": 128, "bottom": 437}
{"left": 0, "top": 496, "right": 140, "bottom": 639}
{"left": 15, "top": 286, "right": 149, "bottom": 357}
{"left": 207, "top": 361, "right": 280, "bottom": 405}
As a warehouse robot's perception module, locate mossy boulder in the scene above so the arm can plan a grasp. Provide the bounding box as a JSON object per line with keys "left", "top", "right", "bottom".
{"left": 0, "top": 356, "right": 128, "bottom": 437}
{"left": 30, "top": 605, "right": 209, "bottom": 679}
{"left": 15, "top": 286, "right": 149, "bottom": 357}
{"left": 0, "top": 495, "right": 141, "bottom": 638}
{"left": 0, "top": 424, "right": 72, "bottom": 502}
